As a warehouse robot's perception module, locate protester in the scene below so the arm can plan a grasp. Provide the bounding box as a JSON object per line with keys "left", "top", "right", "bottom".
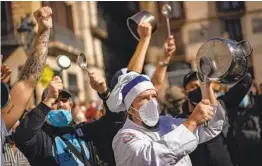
{"left": 226, "top": 90, "right": 262, "bottom": 166}
{"left": 106, "top": 70, "right": 225, "bottom": 166}
{"left": 164, "top": 86, "right": 186, "bottom": 117}
{"left": 15, "top": 76, "right": 100, "bottom": 165}
{"left": 71, "top": 101, "right": 88, "bottom": 124}
{"left": 179, "top": 71, "right": 233, "bottom": 166}
{"left": 179, "top": 71, "right": 253, "bottom": 166}
{"left": 3, "top": 121, "right": 30, "bottom": 166}
{"left": 84, "top": 103, "right": 98, "bottom": 123}
{"left": 1, "top": 6, "right": 52, "bottom": 165}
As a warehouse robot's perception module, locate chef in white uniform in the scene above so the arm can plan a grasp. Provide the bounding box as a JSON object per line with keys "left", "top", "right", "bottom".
{"left": 106, "top": 72, "right": 225, "bottom": 166}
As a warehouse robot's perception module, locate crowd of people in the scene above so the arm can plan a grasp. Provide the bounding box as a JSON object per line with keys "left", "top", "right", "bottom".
{"left": 1, "top": 6, "right": 262, "bottom": 166}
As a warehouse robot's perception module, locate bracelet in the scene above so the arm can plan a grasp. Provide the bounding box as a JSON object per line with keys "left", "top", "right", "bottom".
{"left": 98, "top": 89, "right": 111, "bottom": 100}
{"left": 159, "top": 61, "right": 169, "bottom": 67}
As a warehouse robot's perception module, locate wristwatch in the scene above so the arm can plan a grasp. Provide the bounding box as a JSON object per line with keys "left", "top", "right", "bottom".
{"left": 159, "top": 61, "right": 169, "bottom": 67}
{"left": 98, "top": 89, "right": 111, "bottom": 100}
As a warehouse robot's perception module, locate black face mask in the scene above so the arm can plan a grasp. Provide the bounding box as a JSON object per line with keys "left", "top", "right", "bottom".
{"left": 188, "top": 87, "right": 202, "bottom": 106}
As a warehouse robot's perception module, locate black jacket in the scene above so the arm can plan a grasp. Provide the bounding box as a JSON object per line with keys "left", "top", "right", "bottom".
{"left": 225, "top": 94, "right": 262, "bottom": 166}
{"left": 15, "top": 101, "right": 126, "bottom": 166}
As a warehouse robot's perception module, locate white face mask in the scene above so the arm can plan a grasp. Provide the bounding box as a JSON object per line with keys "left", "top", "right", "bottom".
{"left": 131, "top": 99, "right": 160, "bottom": 127}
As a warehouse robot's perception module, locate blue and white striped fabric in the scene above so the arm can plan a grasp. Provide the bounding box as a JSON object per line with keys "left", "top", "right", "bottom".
{"left": 106, "top": 72, "right": 155, "bottom": 112}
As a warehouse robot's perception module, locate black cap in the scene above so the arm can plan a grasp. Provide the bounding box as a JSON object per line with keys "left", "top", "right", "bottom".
{"left": 41, "top": 89, "right": 72, "bottom": 101}
{"left": 183, "top": 71, "right": 197, "bottom": 88}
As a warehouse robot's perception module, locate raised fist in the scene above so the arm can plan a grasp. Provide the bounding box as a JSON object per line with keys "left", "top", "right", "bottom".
{"left": 88, "top": 72, "right": 108, "bottom": 94}
{"left": 137, "top": 17, "right": 152, "bottom": 40}
{"left": 46, "top": 76, "right": 63, "bottom": 100}
{"left": 33, "top": 6, "right": 52, "bottom": 31}
{"left": 188, "top": 99, "right": 214, "bottom": 125}
{"left": 164, "top": 35, "right": 176, "bottom": 57}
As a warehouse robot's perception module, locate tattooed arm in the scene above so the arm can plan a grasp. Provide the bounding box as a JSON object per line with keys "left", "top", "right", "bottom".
{"left": 2, "top": 7, "right": 53, "bottom": 130}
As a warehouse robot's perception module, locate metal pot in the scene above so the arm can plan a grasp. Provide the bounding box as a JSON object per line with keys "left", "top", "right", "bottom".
{"left": 196, "top": 38, "right": 253, "bottom": 84}
{"left": 127, "top": 11, "right": 157, "bottom": 41}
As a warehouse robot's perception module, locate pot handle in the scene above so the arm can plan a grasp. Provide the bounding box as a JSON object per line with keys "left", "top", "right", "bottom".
{"left": 237, "top": 40, "right": 253, "bottom": 57}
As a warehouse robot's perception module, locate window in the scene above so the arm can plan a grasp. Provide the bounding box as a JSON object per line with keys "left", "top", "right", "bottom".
{"left": 224, "top": 18, "right": 243, "bottom": 41}
{"left": 1, "top": 1, "right": 13, "bottom": 36}
{"left": 252, "top": 17, "right": 262, "bottom": 34}
{"left": 217, "top": 1, "right": 245, "bottom": 12}
{"left": 42, "top": 2, "right": 74, "bottom": 31}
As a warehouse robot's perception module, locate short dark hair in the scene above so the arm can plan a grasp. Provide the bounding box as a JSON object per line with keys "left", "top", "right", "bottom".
{"left": 183, "top": 71, "right": 197, "bottom": 88}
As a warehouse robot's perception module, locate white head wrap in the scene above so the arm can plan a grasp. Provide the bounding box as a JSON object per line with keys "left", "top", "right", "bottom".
{"left": 106, "top": 72, "right": 156, "bottom": 112}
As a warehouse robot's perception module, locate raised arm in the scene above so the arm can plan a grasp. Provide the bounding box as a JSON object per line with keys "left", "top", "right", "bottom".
{"left": 151, "top": 35, "right": 175, "bottom": 92}
{"left": 127, "top": 18, "right": 152, "bottom": 73}
{"left": 219, "top": 73, "right": 252, "bottom": 108}
{"left": 194, "top": 79, "right": 225, "bottom": 143}
{"left": 2, "top": 7, "right": 52, "bottom": 130}
{"left": 77, "top": 72, "right": 124, "bottom": 139}
{"left": 200, "top": 80, "right": 218, "bottom": 105}
{"left": 15, "top": 76, "right": 62, "bottom": 162}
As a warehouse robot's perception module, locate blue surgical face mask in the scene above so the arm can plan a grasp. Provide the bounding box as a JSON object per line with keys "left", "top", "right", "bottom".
{"left": 47, "top": 109, "right": 72, "bottom": 127}
{"left": 239, "top": 95, "right": 249, "bottom": 108}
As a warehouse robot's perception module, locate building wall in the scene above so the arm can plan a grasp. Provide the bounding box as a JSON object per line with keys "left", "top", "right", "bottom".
{"left": 3, "top": 1, "right": 106, "bottom": 104}
{"left": 243, "top": 2, "right": 262, "bottom": 84}
{"left": 11, "top": 1, "right": 41, "bottom": 35}
{"left": 74, "top": 1, "right": 105, "bottom": 102}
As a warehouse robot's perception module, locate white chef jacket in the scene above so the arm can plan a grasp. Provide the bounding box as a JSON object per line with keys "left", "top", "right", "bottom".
{"left": 112, "top": 103, "right": 225, "bottom": 166}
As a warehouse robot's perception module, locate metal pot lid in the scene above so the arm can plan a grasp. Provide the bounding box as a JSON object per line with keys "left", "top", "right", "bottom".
{"left": 196, "top": 39, "right": 232, "bottom": 78}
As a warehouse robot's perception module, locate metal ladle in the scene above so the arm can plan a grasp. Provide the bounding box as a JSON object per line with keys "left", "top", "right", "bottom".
{"left": 161, "top": 4, "right": 172, "bottom": 36}
{"left": 77, "top": 53, "right": 90, "bottom": 73}
{"left": 56, "top": 55, "right": 71, "bottom": 77}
